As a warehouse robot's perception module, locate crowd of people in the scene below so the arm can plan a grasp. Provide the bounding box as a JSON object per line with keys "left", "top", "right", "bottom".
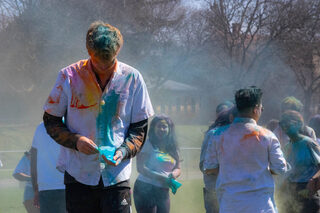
{"left": 8, "top": 20, "right": 320, "bottom": 213}
{"left": 200, "top": 91, "right": 320, "bottom": 213}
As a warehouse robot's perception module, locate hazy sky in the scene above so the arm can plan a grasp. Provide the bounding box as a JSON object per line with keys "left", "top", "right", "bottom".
{"left": 182, "top": 0, "right": 206, "bottom": 8}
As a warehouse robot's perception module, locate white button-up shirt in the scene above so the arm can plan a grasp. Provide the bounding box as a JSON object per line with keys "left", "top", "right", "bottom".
{"left": 204, "top": 117, "right": 287, "bottom": 213}
{"left": 44, "top": 59, "right": 154, "bottom": 186}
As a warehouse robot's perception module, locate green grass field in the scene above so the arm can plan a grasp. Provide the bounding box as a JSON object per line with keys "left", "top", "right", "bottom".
{"left": 0, "top": 186, "right": 24, "bottom": 213}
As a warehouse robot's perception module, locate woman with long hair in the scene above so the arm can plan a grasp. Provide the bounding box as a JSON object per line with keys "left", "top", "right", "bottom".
{"left": 134, "top": 115, "right": 181, "bottom": 213}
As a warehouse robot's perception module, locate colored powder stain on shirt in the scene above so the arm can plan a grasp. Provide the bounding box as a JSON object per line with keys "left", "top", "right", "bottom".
{"left": 70, "top": 93, "right": 98, "bottom": 109}
{"left": 96, "top": 90, "right": 120, "bottom": 147}
{"left": 69, "top": 64, "right": 101, "bottom": 110}
{"left": 156, "top": 152, "right": 175, "bottom": 164}
{"left": 48, "top": 85, "right": 63, "bottom": 104}
{"left": 241, "top": 131, "right": 260, "bottom": 142}
{"left": 213, "top": 125, "right": 230, "bottom": 136}
{"left": 48, "top": 96, "right": 58, "bottom": 104}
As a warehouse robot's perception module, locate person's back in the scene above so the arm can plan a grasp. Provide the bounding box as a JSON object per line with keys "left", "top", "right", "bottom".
{"left": 218, "top": 119, "right": 274, "bottom": 189}
{"left": 31, "top": 122, "right": 65, "bottom": 213}
{"left": 213, "top": 119, "right": 286, "bottom": 212}
{"left": 204, "top": 86, "right": 287, "bottom": 213}
{"left": 32, "top": 123, "right": 64, "bottom": 189}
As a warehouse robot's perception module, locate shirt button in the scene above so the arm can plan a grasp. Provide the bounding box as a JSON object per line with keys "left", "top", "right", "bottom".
{"left": 100, "top": 100, "right": 105, "bottom": 106}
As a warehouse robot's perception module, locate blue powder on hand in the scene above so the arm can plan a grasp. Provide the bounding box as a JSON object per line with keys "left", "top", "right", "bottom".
{"left": 97, "top": 146, "right": 116, "bottom": 164}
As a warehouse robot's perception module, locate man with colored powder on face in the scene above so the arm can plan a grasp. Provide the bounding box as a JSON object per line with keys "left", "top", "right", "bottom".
{"left": 273, "top": 96, "right": 317, "bottom": 148}
{"left": 42, "top": 21, "right": 154, "bottom": 213}
{"left": 204, "top": 86, "right": 288, "bottom": 213}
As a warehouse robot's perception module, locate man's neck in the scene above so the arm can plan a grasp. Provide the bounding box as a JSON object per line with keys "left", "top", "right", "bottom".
{"left": 238, "top": 112, "right": 257, "bottom": 122}
{"left": 92, "top": 60, "right": 117, "bottom": 90}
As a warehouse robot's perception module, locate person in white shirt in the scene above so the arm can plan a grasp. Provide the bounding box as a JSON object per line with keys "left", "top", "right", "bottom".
{"left": 204, "top": 86, "right": 288, "bottom": 213}
{"left": 43, "top": 21, "right": 154, "bottom": 213}
{"left": 13, "top": 150, "right": 39, "bottom": 213}
{"left": 30, "top": 122, "right": 66, "bottom": 213}
{"left": 200, "top": 104, "right": 237, "bottom": 213}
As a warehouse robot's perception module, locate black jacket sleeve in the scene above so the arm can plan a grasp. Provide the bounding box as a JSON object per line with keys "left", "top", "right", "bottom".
{"left": 117, "top": 118, "right": 148, "bottom": 160}
{"left": 43, "top": 112, "right": 80, "bottom": 150}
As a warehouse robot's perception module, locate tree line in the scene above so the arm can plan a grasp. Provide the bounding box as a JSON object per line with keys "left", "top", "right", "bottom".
{"left": 0, "top": 0, "right": 319, "bottom": 123}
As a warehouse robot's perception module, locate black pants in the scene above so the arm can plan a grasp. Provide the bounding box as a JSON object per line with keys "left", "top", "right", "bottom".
{"left": 39, "top": 189, "right": 66, "bottom": 213}
{"left": 203, "top": 187, "right": 219, "bottom": 213}
{"left": 65, "top": 178, "right": 131, "bottom": 213}
{"left": 133, "top": 180, "right": 170, "bottom": 213}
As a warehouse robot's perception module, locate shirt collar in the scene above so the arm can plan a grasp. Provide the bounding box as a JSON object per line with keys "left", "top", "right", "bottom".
{"left": 233, "top": 117, "right": 257, "bottom": 125}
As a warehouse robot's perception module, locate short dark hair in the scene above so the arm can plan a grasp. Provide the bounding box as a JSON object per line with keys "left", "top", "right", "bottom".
{"left": 86, "top": 21, "right": 123, "bottom": 61}
{"left": 235, "top": 86, "right": 262, "bottom": 112}
{"left": 281, "top": 96, "right": 303, "bottom": 112}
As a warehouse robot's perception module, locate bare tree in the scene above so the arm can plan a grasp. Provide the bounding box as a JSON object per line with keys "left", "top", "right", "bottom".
{"left": 278, "top": 0, "right": 320, "bottom": 119}
{"left": 201, "top": 0, "right": 307, "bottom": 88}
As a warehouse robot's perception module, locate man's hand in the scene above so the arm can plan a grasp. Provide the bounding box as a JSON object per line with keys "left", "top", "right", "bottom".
{"left": 102, "top": 150, "right": 123, "bottom": 166}
{"left": 76, "top": 136, "right": 98, "bottom": 155}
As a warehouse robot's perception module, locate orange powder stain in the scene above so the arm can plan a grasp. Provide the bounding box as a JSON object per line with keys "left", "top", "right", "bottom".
{"left": 70, "top": 93, "right": 98, "bottom": 109}
{"left": 48, "top": 96, "right": 56, "bottom": 104}
{"left": 68, "top": 61, "right": 101, "bottom": 110}
{"left": 61, "top": 72, "right": 67, "bottom": 80}
{"left": 47, "top": 85, "right": 63, "bottom": 104}
{"left": 241, "top": 131, "right": 260, "bottom": 142}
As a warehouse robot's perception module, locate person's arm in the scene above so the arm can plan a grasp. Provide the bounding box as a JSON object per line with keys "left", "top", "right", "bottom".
{"left": 43, "top": 112, "right": 98, "bottom": 155}
{"left": 199, "top": 131, "right": 212, "bottom": 173}
{"left": 203, "top": 132, "right": 219, "bottom": 175}
{"left": 12, "top": 156, "right": 31, "bottom": 181}
{"left": 136, "top": 152, "right": 169, "bottom": 185}
{"left": 12, "top": 172, "right": 31, "bottom": 181}
{"left": 108, "top": 119, "right": 148, "bottom": 166}
{"left": 171, "top": 161, "right": 181, "bottom": 179}
{"left": 310, "top": 127, "right": 317, "bottom": 141}
{"left": 269, "top": 137, "right": 288, "bottom": 175}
